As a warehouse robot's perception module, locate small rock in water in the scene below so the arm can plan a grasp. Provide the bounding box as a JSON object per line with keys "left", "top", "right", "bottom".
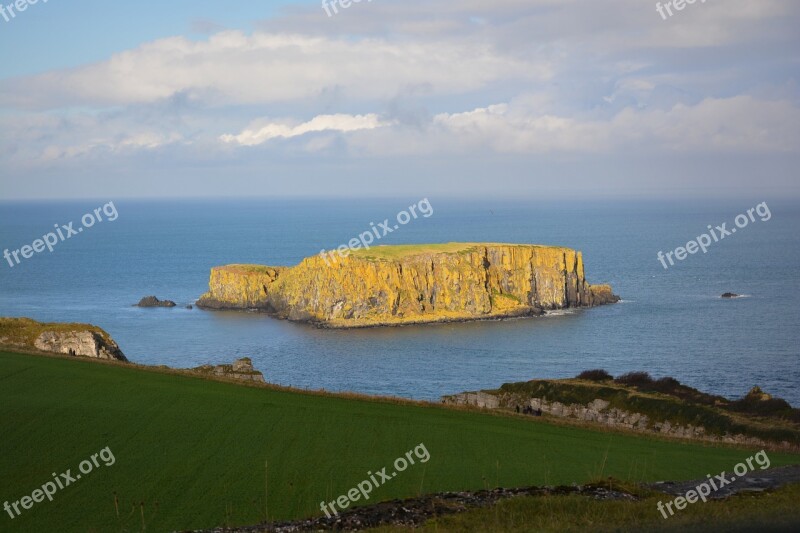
{"left": 135, "top": 296, "right": 177, "bottom": 307}
{"left": 186, "top": 305, "right": 193, "bottom": 309}
{"left": 721, "top": 292, "right": 740, "bottom": 299}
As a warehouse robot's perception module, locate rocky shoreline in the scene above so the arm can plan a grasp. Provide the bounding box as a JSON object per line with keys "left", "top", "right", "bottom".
{"left": 443, "top": 378, "right": 800, "bottom": 451}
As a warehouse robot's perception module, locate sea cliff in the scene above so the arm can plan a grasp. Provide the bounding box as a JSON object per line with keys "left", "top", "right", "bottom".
{"left": 197, "top": 243, "right": 619, "bottom": 328}
{"left": 0, "top": 317, "right": 127, "bottom": 361}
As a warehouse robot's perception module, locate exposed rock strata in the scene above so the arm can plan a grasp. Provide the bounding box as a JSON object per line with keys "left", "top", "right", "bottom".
{"left": 34, "top": 331, "right": 127, "bottom": 361}
{"left": 442, "top": 390, "right": 794, "bottom": 449}
{"left": 197, "top": 243, "right": 619, "bottom": 327}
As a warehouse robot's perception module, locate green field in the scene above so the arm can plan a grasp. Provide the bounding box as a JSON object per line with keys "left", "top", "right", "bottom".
{"left": 1, "top": 350, "right": 798, "bottom": 532}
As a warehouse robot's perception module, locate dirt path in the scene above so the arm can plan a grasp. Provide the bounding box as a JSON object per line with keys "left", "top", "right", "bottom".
{"left": 647, "top": 464, "right": 800, "bottom": 499}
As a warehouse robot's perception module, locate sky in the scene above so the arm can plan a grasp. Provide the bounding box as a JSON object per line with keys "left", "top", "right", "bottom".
{"left": 1, "top": 0, "right": 798, "bottom": 200}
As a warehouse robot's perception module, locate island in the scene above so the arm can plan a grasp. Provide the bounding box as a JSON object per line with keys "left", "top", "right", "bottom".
{"left": 196, "top": 243, "right": 620, "bottom": 328}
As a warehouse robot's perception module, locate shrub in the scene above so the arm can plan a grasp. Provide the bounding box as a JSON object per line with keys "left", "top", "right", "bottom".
{"left": 576, "top": 369, "right": 613, "bottom": 382}
{"left": 646, "top": 376, "right": 682, "bottom": 394}
{"left": 614, "top": 372, "right": 653, "bottom": 387}
{"left": 729, "top": 396, "right": 799, "bottom": 421}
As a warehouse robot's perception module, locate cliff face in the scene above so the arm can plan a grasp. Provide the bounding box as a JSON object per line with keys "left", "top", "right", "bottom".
{"left": 0, "top": 317, "right": 127, "bottom": 361}
{"left": 197, "top": 243, "right": 619, "bottom": 327}
{"left": 196, "top": 265, "right": 285, "bottom": 309}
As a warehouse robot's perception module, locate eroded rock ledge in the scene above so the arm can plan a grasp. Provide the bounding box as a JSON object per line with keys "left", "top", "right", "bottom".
{"left": 0, "top": 317, "right": 127, "bottom": 361}
{"left": 442, "top": 378, "right": 799, "bottom": 450}
{"left": 196, "top": 243, "right": 619, "bottom": 328}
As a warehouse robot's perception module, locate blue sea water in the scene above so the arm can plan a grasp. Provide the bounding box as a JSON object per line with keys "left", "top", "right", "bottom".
{"left": 1, "top": 198, "right": 798, "bottom": 404}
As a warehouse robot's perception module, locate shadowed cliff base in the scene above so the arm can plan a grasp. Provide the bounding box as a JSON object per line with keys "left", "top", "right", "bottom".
{"left": 196, "top": 243, "right": 619, "bottom": 328}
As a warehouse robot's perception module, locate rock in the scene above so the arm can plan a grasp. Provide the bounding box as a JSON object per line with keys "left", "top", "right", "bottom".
{"left": 34, "top": 331, "right": 127, "bottom": 361}
{"left": 745, "top": 386, "right": 773, "bottom": 401}
{"left": 441, "top": 391, "right": 499, "bottom": 409}
{"left": 197, "top": 244, "right": 619, "bottom": 327}
{"left": 193, "top": 357, "right": 265, "bottom": 383}
{"left": 721, "top": 292, "right": 740, "bottom": 298}
{"left": 0, "top": 317, "right": 126, "bottom": 361}
{"left": 135, "top": 296, "right": 177, "bottom": 307}
{"left": 186, "top": 305, "right": 193, "bottom": 309}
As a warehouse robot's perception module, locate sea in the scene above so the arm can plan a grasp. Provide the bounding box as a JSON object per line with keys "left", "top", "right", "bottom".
{"left": 1, "top": 198, "right": 798, "bottom": 405}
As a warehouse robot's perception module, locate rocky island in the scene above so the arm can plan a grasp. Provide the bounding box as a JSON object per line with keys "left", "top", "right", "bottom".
{"left": 197, "top": 243, "right": 619, "bottom": 328}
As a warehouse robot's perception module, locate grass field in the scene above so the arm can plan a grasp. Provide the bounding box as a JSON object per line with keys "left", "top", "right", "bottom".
{"left": 1, "top": 350, "right": 798, "bottom": 532}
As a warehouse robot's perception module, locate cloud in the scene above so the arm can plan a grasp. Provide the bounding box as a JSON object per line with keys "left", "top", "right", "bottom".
{"left": 220, "top": 113, "right": 387, "bottom": 146}
{"left": 1, "top": 0, "right": 798, "bottom": 199}
{"left": 0, "top": 31, "right": 548, "bottom": 110}
{"left": 343, "top": 95, "right": 800, "bottom": 156}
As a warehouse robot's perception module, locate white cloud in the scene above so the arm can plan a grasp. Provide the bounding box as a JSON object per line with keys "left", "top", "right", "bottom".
{"left": 1, "top": 0, "right": 798, "bottom": 199}
{"left": 343, "top": 95, "right": 800, "bottom": 156}
{"left": 1, "top": 31, "right": 548, "bottom": 110}
{"left": 220, "top": 113, "right": 387, "bottom": 146}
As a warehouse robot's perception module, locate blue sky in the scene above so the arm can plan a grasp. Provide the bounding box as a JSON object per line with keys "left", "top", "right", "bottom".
{"left": 1, "top": 0, "right": 798, "bottom": 200}
{"left": 0, "top": 0, "right": 298, "bottom": 77}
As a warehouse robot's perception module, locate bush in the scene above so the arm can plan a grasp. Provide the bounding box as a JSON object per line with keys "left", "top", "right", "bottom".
{"left": 576, "top": 369, "right": 613, "bottom": 382}
{"left": 614, "top": 372, "right": 653, "bottom": 387}
{"left": 729, "top": 396, "right": 799, "bottom": 420}
{"left": 646, "top": 376, "right": 682, "bottom": 394}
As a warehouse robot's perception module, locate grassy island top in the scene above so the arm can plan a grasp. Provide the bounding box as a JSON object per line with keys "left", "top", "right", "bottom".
{"left": 216, "top": 244, "right": 572, "bottom": 272}
{"left": 348, "top": 242, "right": 565, "bottom": 261}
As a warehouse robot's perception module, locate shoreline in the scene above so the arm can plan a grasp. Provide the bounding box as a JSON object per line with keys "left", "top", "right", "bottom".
{"left": 2, "top": 344, "right": 796, "bottom": 453}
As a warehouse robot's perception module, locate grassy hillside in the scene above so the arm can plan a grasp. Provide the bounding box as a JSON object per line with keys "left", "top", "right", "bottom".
{"left": 1, "top": 351, "right": 798, "bottom": 532}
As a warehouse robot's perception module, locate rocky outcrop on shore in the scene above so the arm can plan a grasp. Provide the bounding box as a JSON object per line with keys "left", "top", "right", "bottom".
{"left": 443, "top": 378, "right": 799, "bottom": 450}
{"left": 196, "top": 243, "right": 619, "bottom": 327}
{"left": 192, "top": 357, "right": 265, "bottom": 382}
{"left": 0, "top": 317, "right": 127, "bottom": 361}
